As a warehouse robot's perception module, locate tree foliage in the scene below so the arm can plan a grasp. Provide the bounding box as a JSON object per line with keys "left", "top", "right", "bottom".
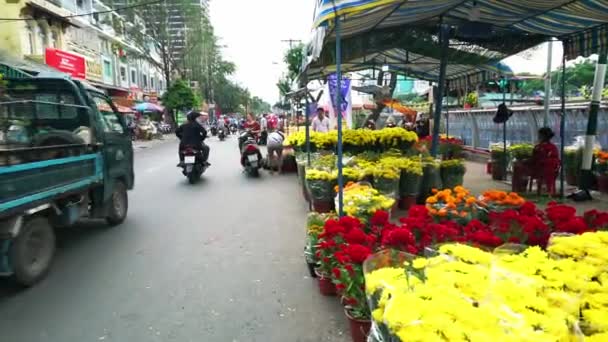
{"left": 518, "top": 59, "right": 607, "bottom": 97}
{"left": 162, "top": 79, "right": 200, "bottom": 111}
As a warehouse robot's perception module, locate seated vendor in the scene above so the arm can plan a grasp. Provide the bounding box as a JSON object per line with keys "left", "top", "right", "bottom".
{"left": 529, "top": 127, "right": 560, "bottom": 195}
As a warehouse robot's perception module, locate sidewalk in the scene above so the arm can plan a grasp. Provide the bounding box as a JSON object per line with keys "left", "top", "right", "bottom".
{"left": 463, "top": 161, "right": 608, "bottom": 212}
{"left": 132, "top": 134, "right": 176, "bottom": 152}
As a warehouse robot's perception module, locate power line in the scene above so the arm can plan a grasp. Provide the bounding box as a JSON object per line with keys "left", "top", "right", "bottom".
{"left": 281, "top": 39, "right": 302, "bottom": 49}
{"left": 0, "top": 0, "right": 164, "bottom": 21}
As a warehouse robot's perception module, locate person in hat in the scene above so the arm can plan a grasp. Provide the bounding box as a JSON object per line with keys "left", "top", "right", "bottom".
{"left": 175, "top": 111, "right": 210, "bottom": 166}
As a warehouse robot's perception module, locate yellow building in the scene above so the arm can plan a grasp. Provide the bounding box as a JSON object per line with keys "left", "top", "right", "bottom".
{"left": 0, "top": 0, "right": 72, "bottom": 62}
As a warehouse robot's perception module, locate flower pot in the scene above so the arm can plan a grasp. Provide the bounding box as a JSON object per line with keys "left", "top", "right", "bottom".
{"left": 314, "top": 269, "right": 336, "bottom": 296}
{"left": 345, "top": 309, "right": 371, "bottom": 342}
{"left": 598, "top": 174, "right": 608, "bottom": 194}
{"left": 511, "top": 160, "right": 529, "bottom": 193}
{"left": 398, "top": 195, "right": 416, "bottom": 210}
{"left": 312, "top": 199, "right": 334, "bottom": 213}
{"left": 491, "top": 161, "right": 506, "bottom": 180}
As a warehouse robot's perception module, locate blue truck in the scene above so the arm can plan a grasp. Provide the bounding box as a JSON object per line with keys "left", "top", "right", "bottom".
{"left": 0, "top": 75, "right": 134, "bottom": 286}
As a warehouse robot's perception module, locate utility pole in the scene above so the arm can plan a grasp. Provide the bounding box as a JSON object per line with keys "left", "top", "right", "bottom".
{"left": 281, "top": 39, "right": 302, "bottom": 49}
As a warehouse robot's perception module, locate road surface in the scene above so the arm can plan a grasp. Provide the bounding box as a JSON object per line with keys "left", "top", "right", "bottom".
{"left": 0, "top": 135, "right": 349, "bottom": 342}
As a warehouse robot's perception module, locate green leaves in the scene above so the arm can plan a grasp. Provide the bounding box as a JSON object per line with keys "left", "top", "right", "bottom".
{"left": 161, "top": 79, "right": 200, "bottom": 111}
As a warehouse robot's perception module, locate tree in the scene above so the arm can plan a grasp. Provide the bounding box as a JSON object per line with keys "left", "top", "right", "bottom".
{"left": 121, "top": 0, "right": 206, "bottom": 89}
{"left": 162, "top": 79, "right": 200, "bottom": 124}
{"left": 250, "top": 96, "right": 271, "bottom": 114}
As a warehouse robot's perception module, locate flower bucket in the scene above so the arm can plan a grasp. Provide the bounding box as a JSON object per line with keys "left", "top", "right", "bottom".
{"left": 491, "top": 160, "right": 506, "bottom": 180}
{"left": 511, "top": 160, "right": 529, "bottom": 193}
{"left": 398, "top": 195, "right": 416, "bottom": 210}
{"left": 345, "top": 309, "right": 371, "bottom": 342}
{"left": 306, "top": 261, "right": 317, "bottom": 278}
{"left": 486, "top": 161, "right": 492, "bottom": 174}
{"left": 314, "top": 269, "right": 336, "bottom": 296}
{"left": 598, "top": 174, "right": 608, "bottom": 194}
{"left": 312, "top": 199, "right": 334, "bottom": 213}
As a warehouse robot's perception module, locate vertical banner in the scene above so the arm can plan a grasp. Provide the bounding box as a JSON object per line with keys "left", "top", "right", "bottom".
{"left": 327, "top": 73, "right": 352, "bottom": 129}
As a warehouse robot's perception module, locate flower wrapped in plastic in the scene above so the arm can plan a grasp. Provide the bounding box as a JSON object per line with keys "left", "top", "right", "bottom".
{"left": 338, "top": 182, "right": 395, "bottom": 221}
{"left": 305, "top": 212, "right": 336, "bottom": 264}
{"left": 372, "top": 167, "right": 400, "bottom": 199}
{"left": 363, "top": 240, "right": 597, "bottom": 342}
{"left": 417, "top": 158, "right": 442, "bottom": 203}
{"left": 439, "top": 158, "right": 466, "bottom": 189}
{"left": 373, "top": 127, "right": 418, "bottom": 151}
{"left": 509, "top": 143, "right": 534, "bottom": 160}
{"left": 305, "top": 168, "right": 337, "bottom": 202}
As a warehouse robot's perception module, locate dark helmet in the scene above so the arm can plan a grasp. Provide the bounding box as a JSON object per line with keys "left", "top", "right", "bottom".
{"left": 187, "top": 111, "right": 201, "bottom": 122}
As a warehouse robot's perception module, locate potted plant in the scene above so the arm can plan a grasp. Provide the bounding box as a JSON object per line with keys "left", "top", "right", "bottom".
{"left": 490, "top": 144, "right": 509, "bottom": 181}
{"left": 417, "top": 158, "right": 442, "bottom": 204}
{"left": 305, "top": 212, "right": 333, "bottom": 278}
{"left": 398, "top": 158, "right": 423, "bottom": 210}
{"left": 564, "top": 147, "right": 581, "bottom": 186}
{"left": 372, "top": 166, "right": 400, "bottom": 199}
{"left": 463, "top": 91, "right": 478, "bottom": 109}
{"left": 305, "top": 168, "right": 337, "bottom": 213}
{"left": 596, "top": 151, "right": 608, "bottom": 194}
{"left": 508, "top": 143, "right": 533, "bottom": 192}
{"left": 440, "top": 159, "right": 466, "bottom": 190}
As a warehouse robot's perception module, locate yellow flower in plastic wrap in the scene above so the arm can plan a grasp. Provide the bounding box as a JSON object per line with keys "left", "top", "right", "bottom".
{"left": 411, "top": 258, "right": 428, "bottom": 270}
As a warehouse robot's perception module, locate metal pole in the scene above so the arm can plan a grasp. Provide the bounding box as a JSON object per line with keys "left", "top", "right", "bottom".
{"left": 446, "top": 80, "right": 450, "bottom": 137}
{"left": 305, "top": 92, "right": 311, "bottom": 166}
{"left": 560, "top": 43, "right": 566, "bottom": 198}
{"left": 502, "top": 76, "right": 507, "bottom": 180}
{"left": 544, "top": 40, "right": 553, "bottom": 126}
{"left": 579, "top": 49, "right": 608, "bottom": 197}
{"left": 431, "top": 23, "right": 450, "bottom": 157}
{"left": 335, "top": 16, "right": 344, "bottom": 217}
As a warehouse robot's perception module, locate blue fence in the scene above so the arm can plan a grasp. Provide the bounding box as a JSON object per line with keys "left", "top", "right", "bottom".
{"left": 444, "top": 104, "right": 608, "bottom": 150}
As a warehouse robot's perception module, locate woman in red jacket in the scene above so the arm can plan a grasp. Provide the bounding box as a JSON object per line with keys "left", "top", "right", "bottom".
{"left": 530, "top": 127, "right": 560, "bottom": 195}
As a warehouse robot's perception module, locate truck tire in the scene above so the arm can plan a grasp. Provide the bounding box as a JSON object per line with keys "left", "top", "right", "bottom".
{"left": 106, "top": 181, "right": 128, "bottom": 226}
{"left": 10, "top": 217, "right": 56, "bottom": 287}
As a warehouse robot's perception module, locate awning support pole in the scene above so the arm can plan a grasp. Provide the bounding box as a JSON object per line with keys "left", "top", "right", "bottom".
{"left": 579, "top": 49, "right": 607, "bottom": 199}
{"left": 502, "top": 76, "right": 507, "bottom": 180}
{"left": 544, "top": 40, "right": 553, "bottom": 126}
{"left": 305, "top": 90, "right": 311, "bottom": 166}
{"left": 560, "top": 43, "right": 566, "bottom": 198}
{"left": 430, "top": 22, "right": 449, "bottom": 157}
{"left": 336, "top": 15, "right": 344, "bottom": 217}
{"left": 446, "top": 80, "right": 450, "bottom": 137}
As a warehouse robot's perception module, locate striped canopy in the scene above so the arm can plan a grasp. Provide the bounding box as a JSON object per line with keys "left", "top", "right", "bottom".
{"left": 312, "top": 0, "right": 608, "bottom": 60}
{"left": 303, "top": 25, "right": 514, "bottom": 83}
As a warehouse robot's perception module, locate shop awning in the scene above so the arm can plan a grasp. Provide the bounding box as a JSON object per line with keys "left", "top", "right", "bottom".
{"left": 312, "top": 0, "right": 608, "bottom": 60}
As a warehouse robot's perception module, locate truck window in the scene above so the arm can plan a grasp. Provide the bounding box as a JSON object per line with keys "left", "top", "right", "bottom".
{"left": 90, "top": 93, "right": 125, "bottom": 134}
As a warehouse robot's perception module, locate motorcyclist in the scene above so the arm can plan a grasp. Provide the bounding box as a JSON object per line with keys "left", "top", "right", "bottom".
{"left": 175, "top": 111, "right": 210, "bottom": 167}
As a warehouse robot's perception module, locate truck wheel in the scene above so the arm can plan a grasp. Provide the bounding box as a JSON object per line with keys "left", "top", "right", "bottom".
{"left": 106, "top": 181, "right": 128, "bottom": 226}
{"left": 10, "top": 217, "right": 56, "bottom": 287}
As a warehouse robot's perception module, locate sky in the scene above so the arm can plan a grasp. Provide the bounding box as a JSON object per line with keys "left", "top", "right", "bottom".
{"left": 210, "top": 0, "right": 315, "bottom": 104}
{"left": 210, "top": 1, "right": 568, "bottom": 105}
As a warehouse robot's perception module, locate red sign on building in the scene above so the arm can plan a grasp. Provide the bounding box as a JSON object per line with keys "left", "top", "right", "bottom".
{"left": 45, "top": 48, "right": 86, "bottom": 79}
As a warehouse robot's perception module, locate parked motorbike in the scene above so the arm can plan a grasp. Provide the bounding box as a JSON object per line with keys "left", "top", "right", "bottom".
{"left": 239, "top": 131, "right": 262, "bottom": 177}
{"left": 158, "top": 122, "right": 172, "bottom": 134}
{"left": 180, "top": 145, "right": 209, "bottom": 184}
{"left": 218, "top": 127, "right": 226, "bottom": 141}
{"left": 230, "top": 124, "right": 238, "bottom": 135}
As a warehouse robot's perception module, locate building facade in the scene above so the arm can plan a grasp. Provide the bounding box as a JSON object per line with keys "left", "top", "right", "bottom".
{"left": 0, "top": 0, "right": 166, "bottom": 105}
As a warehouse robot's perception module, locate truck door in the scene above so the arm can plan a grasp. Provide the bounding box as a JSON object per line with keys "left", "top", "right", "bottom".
{"left": 89, "top": 93, "right": 134, "bottom": 200}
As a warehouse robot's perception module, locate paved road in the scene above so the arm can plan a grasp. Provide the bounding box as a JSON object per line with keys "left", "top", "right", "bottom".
{"left": 0, "top": 135, "right": 349, "bottom": 342}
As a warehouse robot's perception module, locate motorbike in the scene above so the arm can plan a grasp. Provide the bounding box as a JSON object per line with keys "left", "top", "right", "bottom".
{"left": 180, "top": 145, "right": 209, "bottom": 184}
{"left": 210, "top": 125, "right": 218, "bottom": 136}
{"left": 137, "top": 118, "right": 154, "bottom": 140}
{"left": 239, "top": 131, "right": 262, "bottom": 177}
{"left": 158, "top": 122, "right": 172, "bottom": 134}
{"left": 230, "top": 124, "right": 238, "bottom": 135}
{"left": 218, "top": 127, "right": 226, "bottom": 141}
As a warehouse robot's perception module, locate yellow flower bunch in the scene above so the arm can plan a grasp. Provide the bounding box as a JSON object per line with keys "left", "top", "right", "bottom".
{"left": 365, "top": 233, "right": 608, "bottom": 341}
{"left": 342, "top": 183, "right": 395, "bottom": 218}
{"left": 342, "top": 128, "right": 376, "bottom": 146}
{"left": 304, "top": 169, "right": 337, "bottom": 181}
{"left": 372, "top": 166, "right": 400, "bottom": 180}
{"left": 341, "top": 167, "right": 365, "bottom": 181}
{"left": 373, "top": 127, "right": 418, "bottom": 147}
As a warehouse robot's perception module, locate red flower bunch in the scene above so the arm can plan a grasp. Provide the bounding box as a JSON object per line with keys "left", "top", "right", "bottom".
{"left": 585, "top": 209, "right": 608, "bottom": 229}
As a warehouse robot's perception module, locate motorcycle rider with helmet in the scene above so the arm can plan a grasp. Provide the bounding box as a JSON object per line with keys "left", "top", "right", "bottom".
{"left": 176, "top": 111, "right": 211, "bottom": 167}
